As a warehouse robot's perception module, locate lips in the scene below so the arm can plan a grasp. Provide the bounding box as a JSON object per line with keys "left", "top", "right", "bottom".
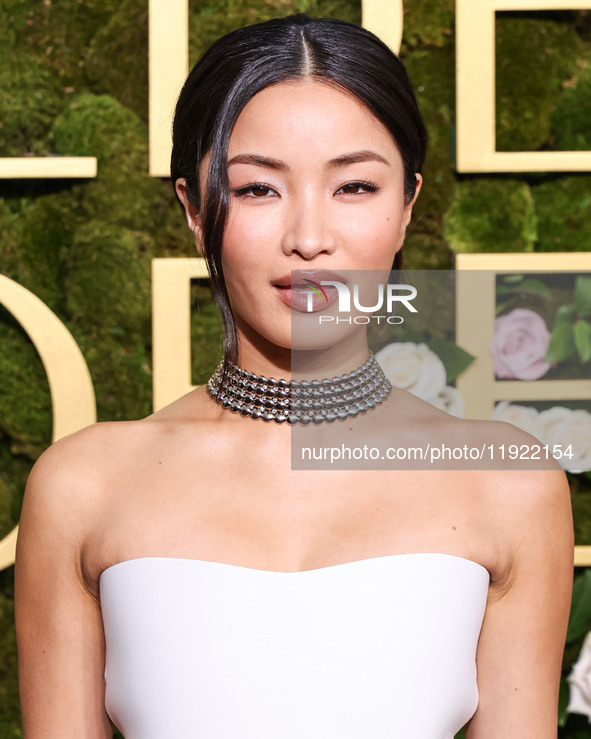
{"left": 273, "top": 270, "right": 347, "bottom": 288}
{"left": 273, "top": 271, "right": 345, "bottom": 312}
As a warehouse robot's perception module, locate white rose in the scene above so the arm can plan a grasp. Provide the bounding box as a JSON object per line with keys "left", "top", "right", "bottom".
{"left": 428, "top": 386, "right": 465, "bottom": 418}
{"left": 491, "top": 402, "right": 540, "bottom": 437}
{"left": 375, "top": 342, "right": 446, "bottom": 402}
{"left": 568, "top": 631, "right": 591, "bottom": 722}
{"left": 537, "top": 407, "right": 591, "bottom": 474}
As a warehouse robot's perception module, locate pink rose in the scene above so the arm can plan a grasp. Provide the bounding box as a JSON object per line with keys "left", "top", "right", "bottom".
{"left": 490, "top": 308, "right": 551, "bottom": 380}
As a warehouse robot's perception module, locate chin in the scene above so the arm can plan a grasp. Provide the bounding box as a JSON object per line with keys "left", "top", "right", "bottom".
{"left": 292, "top": 320, "right": 367, "bottom": 355}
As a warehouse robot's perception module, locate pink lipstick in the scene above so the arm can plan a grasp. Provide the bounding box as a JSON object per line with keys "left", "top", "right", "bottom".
{"left": 273, "top": 271, "right": 345, "bottom": 312}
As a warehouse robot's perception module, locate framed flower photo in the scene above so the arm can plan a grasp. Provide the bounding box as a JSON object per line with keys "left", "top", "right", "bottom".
{"left": 456, "top": 253, "right": 591, "bottom": 564}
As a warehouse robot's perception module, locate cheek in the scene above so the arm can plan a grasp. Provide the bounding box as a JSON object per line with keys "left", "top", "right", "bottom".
{"left": 223, "top": 206, "right": 279, "bottom": 271}
{"left": 338, "top": 205, "right": 406, "bottom": 257}
{"left": 222, "top": 211, "right": 259, "bottom": 268}
{"left": 220, "top": 220, "right": 271, "bottom": 305}
{"left": 220, "top": 244, "right": 250, "bottom": 296}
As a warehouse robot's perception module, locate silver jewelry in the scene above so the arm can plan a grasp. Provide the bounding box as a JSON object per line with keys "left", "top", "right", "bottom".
{"left": 206, "top": 351, "right": 391, "bottom": 425}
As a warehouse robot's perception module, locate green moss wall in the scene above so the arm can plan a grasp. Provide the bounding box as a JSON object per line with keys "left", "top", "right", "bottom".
{"left": 1, "top": 3, "right": 590, "bottom": 735}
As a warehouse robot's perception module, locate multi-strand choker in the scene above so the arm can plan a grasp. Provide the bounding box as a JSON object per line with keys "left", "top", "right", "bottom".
{"left": 206, "top": 351, "right": 392, "bottom": 424}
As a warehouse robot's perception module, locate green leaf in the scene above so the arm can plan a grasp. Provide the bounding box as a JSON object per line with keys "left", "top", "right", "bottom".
{"left": 496, "top": 285, "right": 519, "bottom": 296}
{"left": 546, "top": 305, "right": 576, "bottom": 363}
{"left": 574, "top": 276, "right": 591, "bottom": 318}
{"left": 555, "top": 304, "right": 576, "bottom": 324}
{"left": 427, "top": 336, "right": 475, "bottom": 382}
{"left": 518, "top": 277, "right": 552, "bottom": 296}
{"left": 496, "top": 277, "right": 551, "bottom": 297}
{"left": 558, "top": 674, "right": 571, "bottom": 727}
{"left": 574, "top": 320, "right": 591, "bottom": 363}
{"left": 495, "top": 296, "right": 520, "bottom": 316}
{"left": 566, "top": 569, "right": 591, "bottom": 643}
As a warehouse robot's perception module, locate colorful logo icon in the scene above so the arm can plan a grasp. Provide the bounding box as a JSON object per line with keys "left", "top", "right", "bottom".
{"left": 302, "top": 278, "right": 328, "bottom": 304}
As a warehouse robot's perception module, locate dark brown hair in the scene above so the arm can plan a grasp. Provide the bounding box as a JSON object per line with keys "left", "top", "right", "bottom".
{"left": 171, "top": 14, "right": 427, "bottom": 377}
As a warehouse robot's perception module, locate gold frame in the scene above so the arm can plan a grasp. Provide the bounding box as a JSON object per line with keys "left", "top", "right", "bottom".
{"left": 152, "top": 257, "right": 210, "bottom": 410}
{"left": 456, "top": 253, "right": 591, "bottom": 565}
{"left": 456, "top": 0, "right": 591, "bottom": 173}
{"left": 0, "top": 158, "right": 96, "bottom": 180}
{"left": 0, "top": 276, "right": 96, "bottom": 570}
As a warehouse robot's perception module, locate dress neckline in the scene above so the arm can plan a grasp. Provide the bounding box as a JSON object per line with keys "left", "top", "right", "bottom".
{"left": 99, "top": 551, "right": 491, "bottom": 582}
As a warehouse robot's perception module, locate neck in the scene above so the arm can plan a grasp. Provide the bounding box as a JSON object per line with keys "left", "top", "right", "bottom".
{"left": 233, "top": 322, "right": 372, "bottom": 381}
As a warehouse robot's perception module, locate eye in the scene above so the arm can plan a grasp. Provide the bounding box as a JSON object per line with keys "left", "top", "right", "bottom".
{"left": 233, "top": 182, "right": 278, "bottom": 198}
{"left": 336, "top": 180, "right": 379, "bottom": 195}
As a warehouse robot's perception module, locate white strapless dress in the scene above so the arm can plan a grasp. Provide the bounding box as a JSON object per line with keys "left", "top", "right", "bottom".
{"left": 99, "top": 552, "right": 490, "bottom": 738}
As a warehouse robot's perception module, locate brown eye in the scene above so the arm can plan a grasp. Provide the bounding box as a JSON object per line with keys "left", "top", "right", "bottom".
{"left": 234, "top": 182, "right": 277, "bottom": 198}
{"left": 336, "top": 181, "right": 379, "bottom": 195}
{"left": 251, "top": 185, "right": 271, "bottom": 197}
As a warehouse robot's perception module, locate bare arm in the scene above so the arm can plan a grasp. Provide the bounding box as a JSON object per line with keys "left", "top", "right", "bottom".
{"left": 465, "top": 469, "right": 574, "bottom": 738}
{"left": 15, "top": 429, "right": 113, "bottom": 738}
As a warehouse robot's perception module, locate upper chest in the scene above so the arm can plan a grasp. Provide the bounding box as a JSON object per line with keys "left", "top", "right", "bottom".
{"left": 83, "top": 419, "right": 507, "bottom": 596}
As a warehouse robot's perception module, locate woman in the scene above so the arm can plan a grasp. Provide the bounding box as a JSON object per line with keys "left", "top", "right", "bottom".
{"left": 15, "top": 14, "right": 573, "bottom": 738}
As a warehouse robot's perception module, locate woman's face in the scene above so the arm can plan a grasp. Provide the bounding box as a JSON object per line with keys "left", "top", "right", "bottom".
{"left": 182, "top": 78, "right": 422, "bottom": 355}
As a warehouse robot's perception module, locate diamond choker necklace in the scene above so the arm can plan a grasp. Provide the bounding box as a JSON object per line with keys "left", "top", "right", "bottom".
{"left": 206, "top": 351, "right": 392, "bottom": 425}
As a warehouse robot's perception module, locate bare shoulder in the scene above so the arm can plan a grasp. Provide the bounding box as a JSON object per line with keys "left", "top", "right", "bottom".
{"left": 459, "top": 430, "right": 574, "bottom": 736}
{"left": 460, "top": 419, "right": 573, "bottom": 595}
{"left": 22, "top": 385, "right": 220, "bottom": 519}
{"left": 440, "top": 413, "right": 571, "bottom": 521}
{"left": 393, "top": 396, "right": 572, "bottom": 554}
{"left": 18, "top": 423, "right": 130, "bottom": 568}
{"left": 24, "top": 419, "right": 149, "bottom": 502}
{"left": 18, "top": 410, "right": 188, "bottom": 547}
{"left": 15, "top": 421, "right": 148, "bottom": 738}
{"left": 27, "top": 384, "right": 210, "bottom": 483}
{"left": 23, "top": 423, "right": 117, "bottom": 517}
{"left": 386, "top": 390, "right": 564, "bottom": 472}
{"left": 474, "top": 456, "right": 572, "bottom": 539}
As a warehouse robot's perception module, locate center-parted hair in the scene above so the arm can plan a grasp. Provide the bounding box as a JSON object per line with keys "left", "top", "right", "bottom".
{"left": 171, "top": 14, "right": 428, "bottom": 377}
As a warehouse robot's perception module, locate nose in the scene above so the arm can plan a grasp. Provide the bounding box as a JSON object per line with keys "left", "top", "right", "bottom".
{"left": 280, "top": 191, "right": 337, "bottom": 259}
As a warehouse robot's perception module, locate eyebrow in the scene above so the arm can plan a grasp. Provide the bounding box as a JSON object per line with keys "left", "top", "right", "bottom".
{"left": 227, "top": 150, "right": 391, "bottom": 171}
{"left": 228, "top": 153, "right": 288, "bottom": 171}
{"left": 326, "top": 151, "right": 390, "bottom": 169}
